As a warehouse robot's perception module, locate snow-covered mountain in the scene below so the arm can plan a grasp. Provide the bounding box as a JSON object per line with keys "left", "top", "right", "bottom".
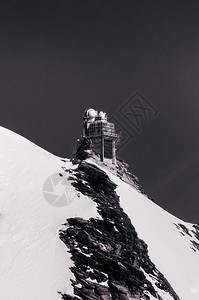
{"left": 0, "top": 126, "right": 198, "bottom": 300}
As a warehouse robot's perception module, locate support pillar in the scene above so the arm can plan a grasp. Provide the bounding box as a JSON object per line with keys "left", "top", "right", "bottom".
{"left": 112, "top": 140, "right": 116, "bottom": 165}
{"left": 101, "top": 137, "right": 104, "bottom": 162}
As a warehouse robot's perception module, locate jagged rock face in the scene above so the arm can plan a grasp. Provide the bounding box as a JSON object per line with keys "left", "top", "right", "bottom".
{"left": 174, "top": 223, "right": 199, "bottom": 252}
{"left": 59, "top": 162, "right": 179, "bottom": 300}
{"left": 115, "top": 158, "right": 144, "bottom": 194}
{"left": 73, "top": 135, "right": 144, "bottom": 194}
{"left": 192, "top": 224, "right": 199, "bottom": 250}
{"left": 73, "top": 137, "right": 92, "bottom": 162}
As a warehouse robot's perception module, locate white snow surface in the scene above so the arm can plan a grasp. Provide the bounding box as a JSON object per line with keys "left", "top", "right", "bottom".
{"left": 0, "top": 126, "right": 199, "bottom": 300}
{"left": 0, "top": 127, "right": 99, "bottom": 300}
{"left": 88, "top": 159, "right": 199, "bottom": 300}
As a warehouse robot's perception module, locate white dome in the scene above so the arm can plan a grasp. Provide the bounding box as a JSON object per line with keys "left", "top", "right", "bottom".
{"left": 86, "top": 108, "right": 97, "bottom": 118}
{"left": 99, "top": 111, "right": 107, "bottom": 120}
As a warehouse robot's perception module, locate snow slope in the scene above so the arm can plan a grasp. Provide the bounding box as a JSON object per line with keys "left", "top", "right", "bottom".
{"left": 88, "top": 159, "right": 199, "bottom": 300}
{"left": 0, "top": 127, "right": 99, "bottom": 300}
{"left": 0, "top": 126, "right": 199, "bottom": 300}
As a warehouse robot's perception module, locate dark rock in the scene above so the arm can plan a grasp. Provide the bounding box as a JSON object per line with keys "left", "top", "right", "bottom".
{"left": 193, "top": 224, "right": 199, "bottom": 240}
{"left": 59, "top": 162, "right": 180, "bottom": 300}
{"left": 178, "top": 223, "right": 191, "bottom": 237}
{"left": 191, "top": 240, "right": 199, "bottom": 250}
{"left": 72, "top": 137, "right": 92, "bottom": 163}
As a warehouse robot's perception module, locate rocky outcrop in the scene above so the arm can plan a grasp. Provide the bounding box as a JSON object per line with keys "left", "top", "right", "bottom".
{"left": 71, "top": 136, "right": 145, "bottom": 194}
{"left": 173, "top": 223, "right": 199, "bottom": 252}
{"left": 72, "top": 137, "right": 93, "bottom": 163}
{"left": 114, "top": 157, "right": 144, "bottom": 193}
{"left": 59, "top": 162, "right": 179, "bottom": 300}
{"left": 191, "top": 224, "right": 199, "bottom": 251}
{"left": 193, "top": 224, "right": 199, "bottom": 240}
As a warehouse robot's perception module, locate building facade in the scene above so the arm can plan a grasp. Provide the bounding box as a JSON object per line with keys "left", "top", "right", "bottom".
{"left": 82, "top": 108, "right": 118, "bottom": 164}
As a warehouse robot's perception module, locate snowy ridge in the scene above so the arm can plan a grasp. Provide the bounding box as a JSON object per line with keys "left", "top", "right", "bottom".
{"left": 0, "top": 126, "right": 198, "bottom": 300}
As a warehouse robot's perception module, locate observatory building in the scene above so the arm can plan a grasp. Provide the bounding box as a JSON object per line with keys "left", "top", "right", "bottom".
{"left": 82, "top": 108, "right": 118, "bottom": 164}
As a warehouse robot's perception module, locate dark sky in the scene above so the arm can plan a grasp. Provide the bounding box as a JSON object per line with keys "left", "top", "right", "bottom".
{"left": 0, "top": 0, "right": 199, "bottom": 223}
